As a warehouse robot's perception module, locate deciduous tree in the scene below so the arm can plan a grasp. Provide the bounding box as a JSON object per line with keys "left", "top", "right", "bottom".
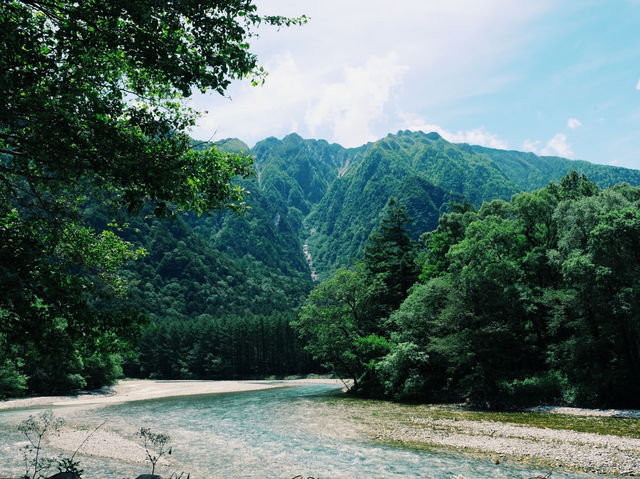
{"left": 0, "top": 0, "right": 304, "bottom": 396}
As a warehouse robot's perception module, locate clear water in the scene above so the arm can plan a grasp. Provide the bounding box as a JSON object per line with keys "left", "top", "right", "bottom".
{"left": 0, "top": 383, "right": 619, "bottom": 478}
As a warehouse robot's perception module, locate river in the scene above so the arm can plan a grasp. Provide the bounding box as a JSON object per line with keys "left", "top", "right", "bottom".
{"left": 0, "top": 382, "right": 620, "bottom": 478}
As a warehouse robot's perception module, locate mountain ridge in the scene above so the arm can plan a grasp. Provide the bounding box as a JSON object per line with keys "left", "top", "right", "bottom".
{"left": 119, "top": 130, "right": 640, "bottom": 381}
{"left": 237, "top": 130, "right": 640, "bottom": 277}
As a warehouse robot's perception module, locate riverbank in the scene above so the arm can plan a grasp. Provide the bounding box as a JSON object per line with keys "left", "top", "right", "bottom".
{"left": 318, "top": 398, "right": 640, "bottom": 476}
{"left": 0, "top": 378, "right": 345, "bottom": 411}
{"left": 3, "top": 380, "right": 639, "bottom": 477}
{"left": 0, "top": 378, "right": 347, "bottom": 475}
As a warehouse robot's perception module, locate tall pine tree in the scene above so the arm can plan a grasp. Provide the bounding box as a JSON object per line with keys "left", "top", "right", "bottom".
{"left": 363, "top": 198, "right": 419, "bottom": 315}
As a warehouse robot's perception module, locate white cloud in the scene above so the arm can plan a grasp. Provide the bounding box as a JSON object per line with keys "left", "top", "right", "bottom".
{"left": 304, "top": 53, "right": 408, "bottom": 146}
{"left": 192, "top": 52, "right": 408, "bottom": 147}
{"left": 541, "top": 133, "right": 573, "bottom": 157}
{"left": 567, "top": 118, "right": 582, "bottom": 129}
{"left": 190, "top": 0, "right": 552, "bottom": 146}
{"left": 456, "top": 128, "right": 510, "bottom": 150}
{"left": 522, "top": 139, "right": 541, "bottom": 153}
{"left": 191, "top": 52, "right": 311, "bottom": 142}
{"left": 636, "top": 77, "right": 640, "bottom": 90}
{"left": 524, "top": 134, "right": 574, "bottom": 158}
{"left": 401, "top": 114, "right": 509, "bottom": 149}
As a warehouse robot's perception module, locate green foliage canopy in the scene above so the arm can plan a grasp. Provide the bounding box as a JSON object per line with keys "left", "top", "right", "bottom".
{"left": 1, "top": 0, "right": 307, "bottom": 215}
{"left": 0, "top": 0, "right": 305, "bottom": 396}
{"left": 293, "top": 265, "right": 388, "bottom": 391}
{"left": 381, "top": 174, "right": 640, "bottom": 407}
{"left": 298, "top": 171, "right": 640, "bottom": 408}
{"left": 363, "top": 198, "right": 419, "bottom": 313}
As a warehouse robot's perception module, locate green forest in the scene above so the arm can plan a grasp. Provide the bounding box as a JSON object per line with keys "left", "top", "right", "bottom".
{"left": 297, "top": 173, "right": 640, "bottom": 408}
{"left": 2, "top": 1, "right": 640, "bottom": 410}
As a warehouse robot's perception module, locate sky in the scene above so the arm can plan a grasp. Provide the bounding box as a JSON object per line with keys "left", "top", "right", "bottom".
{"left": 189, "top": 0, "right": 640, "bottom": 170}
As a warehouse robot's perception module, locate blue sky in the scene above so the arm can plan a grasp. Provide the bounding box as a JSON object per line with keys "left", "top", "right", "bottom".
{"left": 190, "top": 0, "right": 640, "bottom": 170}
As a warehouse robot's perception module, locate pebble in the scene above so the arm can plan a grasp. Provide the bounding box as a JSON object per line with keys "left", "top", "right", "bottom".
{"left": 381, "top": 416, "right": 640, "bottom": 475}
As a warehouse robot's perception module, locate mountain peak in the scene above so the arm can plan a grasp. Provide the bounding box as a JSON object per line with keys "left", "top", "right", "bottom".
{"left": 214, "top": 138, "right": 251, "bottom": 154}
{"left": 424, "top": 131, "right": 443, "bottom": 141}
{"left": 283, "top": 132, "right": 304, "bottom": 143}
{"left": 389, "top": 130, "right": 444, "bottom": 142}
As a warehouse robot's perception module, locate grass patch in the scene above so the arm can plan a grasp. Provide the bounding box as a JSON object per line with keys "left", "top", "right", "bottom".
{"left": 320, "top": 395, "right": 640, "bottom": 438}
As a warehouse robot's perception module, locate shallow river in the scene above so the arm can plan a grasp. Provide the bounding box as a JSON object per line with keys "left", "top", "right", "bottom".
{"left": 0, "top": 383, "right": 619, "bottom": 478}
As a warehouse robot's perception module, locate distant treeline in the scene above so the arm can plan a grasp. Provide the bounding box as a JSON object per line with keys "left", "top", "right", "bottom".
{"left": 113, "top": 204, "right": 319, "bottom": 380}
{"left": 0, "top": 188, "right": 316, "bottom": 398}
{"left": 295, "top": 172, "right": 640, "bottom": 408}
{"left": 125, "top": 312, "right": 319, "bottom": 379}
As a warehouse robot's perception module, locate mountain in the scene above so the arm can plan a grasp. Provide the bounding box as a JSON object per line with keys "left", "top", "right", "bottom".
{"left": 110, "top": 130, "right": 640, "bottom": 380}
{"left": 249, "top": 130, "right": 640, "bottom": 277}
{"left": 125, "top": 129, "right": 640, "bottom": 294}
{"left": 251, "top": 133, "right": 365, "bottom": 220}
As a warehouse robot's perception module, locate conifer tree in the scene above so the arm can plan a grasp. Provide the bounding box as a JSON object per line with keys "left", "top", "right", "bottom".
{"left": 363, "top": 198, "right": 419, "bottom": 314}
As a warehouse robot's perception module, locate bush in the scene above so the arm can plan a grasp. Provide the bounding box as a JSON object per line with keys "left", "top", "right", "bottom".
{"left": 499, "top": 370, "right": 567, "bottom": 407}
{"left": 0, "top": 356, "right": 28, "bottom": 399}
{"left": 83, "top": 353, "right": 123, "bottom": 390}
{"left": 376, "top": 342, "right": 431, "bottom": 401}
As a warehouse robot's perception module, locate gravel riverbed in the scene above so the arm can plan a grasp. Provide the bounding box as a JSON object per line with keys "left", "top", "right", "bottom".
{"left": 380, "top": 416, "right": 640, "bottom": 475}
{"left": 3, "top": 381, "right": 639, "bottom": 477}
{"left": 316, "top": 399, "right": 640, "bottom": 476}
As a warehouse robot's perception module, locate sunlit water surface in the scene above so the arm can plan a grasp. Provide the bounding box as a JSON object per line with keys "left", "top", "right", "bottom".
{"left": 0, "top": 383, "right": 619, "bottom": 478}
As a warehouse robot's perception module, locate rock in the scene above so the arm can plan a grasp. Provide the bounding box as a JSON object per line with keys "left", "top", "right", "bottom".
{"left": 135, "top": 475, "right": 163, "bottom": 479}
{"left": 47, "top": 473, "right": 81, "bottom": 479}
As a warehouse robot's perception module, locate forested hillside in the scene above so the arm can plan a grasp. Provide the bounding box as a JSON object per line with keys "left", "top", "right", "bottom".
{"left": 303, "top": 130, "right": 640, "bottom": 276}
{"left": 185, "top": 130, "right": 640, "bottom": 284}
{"left": 115, "top": 131, "right": 640, "bottom": 390}
{"left": 5, "top": 116, "right": 640, "bottom": 397}
{"left": 113, "top": 183, "right": 318, "bottom": 379}
{"left": 296, "top": 172, "right": 640, "bottom": 408}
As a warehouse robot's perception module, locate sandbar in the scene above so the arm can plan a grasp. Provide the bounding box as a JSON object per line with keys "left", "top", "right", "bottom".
{"left": 0, "top": 378, "right": 345, "bottom": 411}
